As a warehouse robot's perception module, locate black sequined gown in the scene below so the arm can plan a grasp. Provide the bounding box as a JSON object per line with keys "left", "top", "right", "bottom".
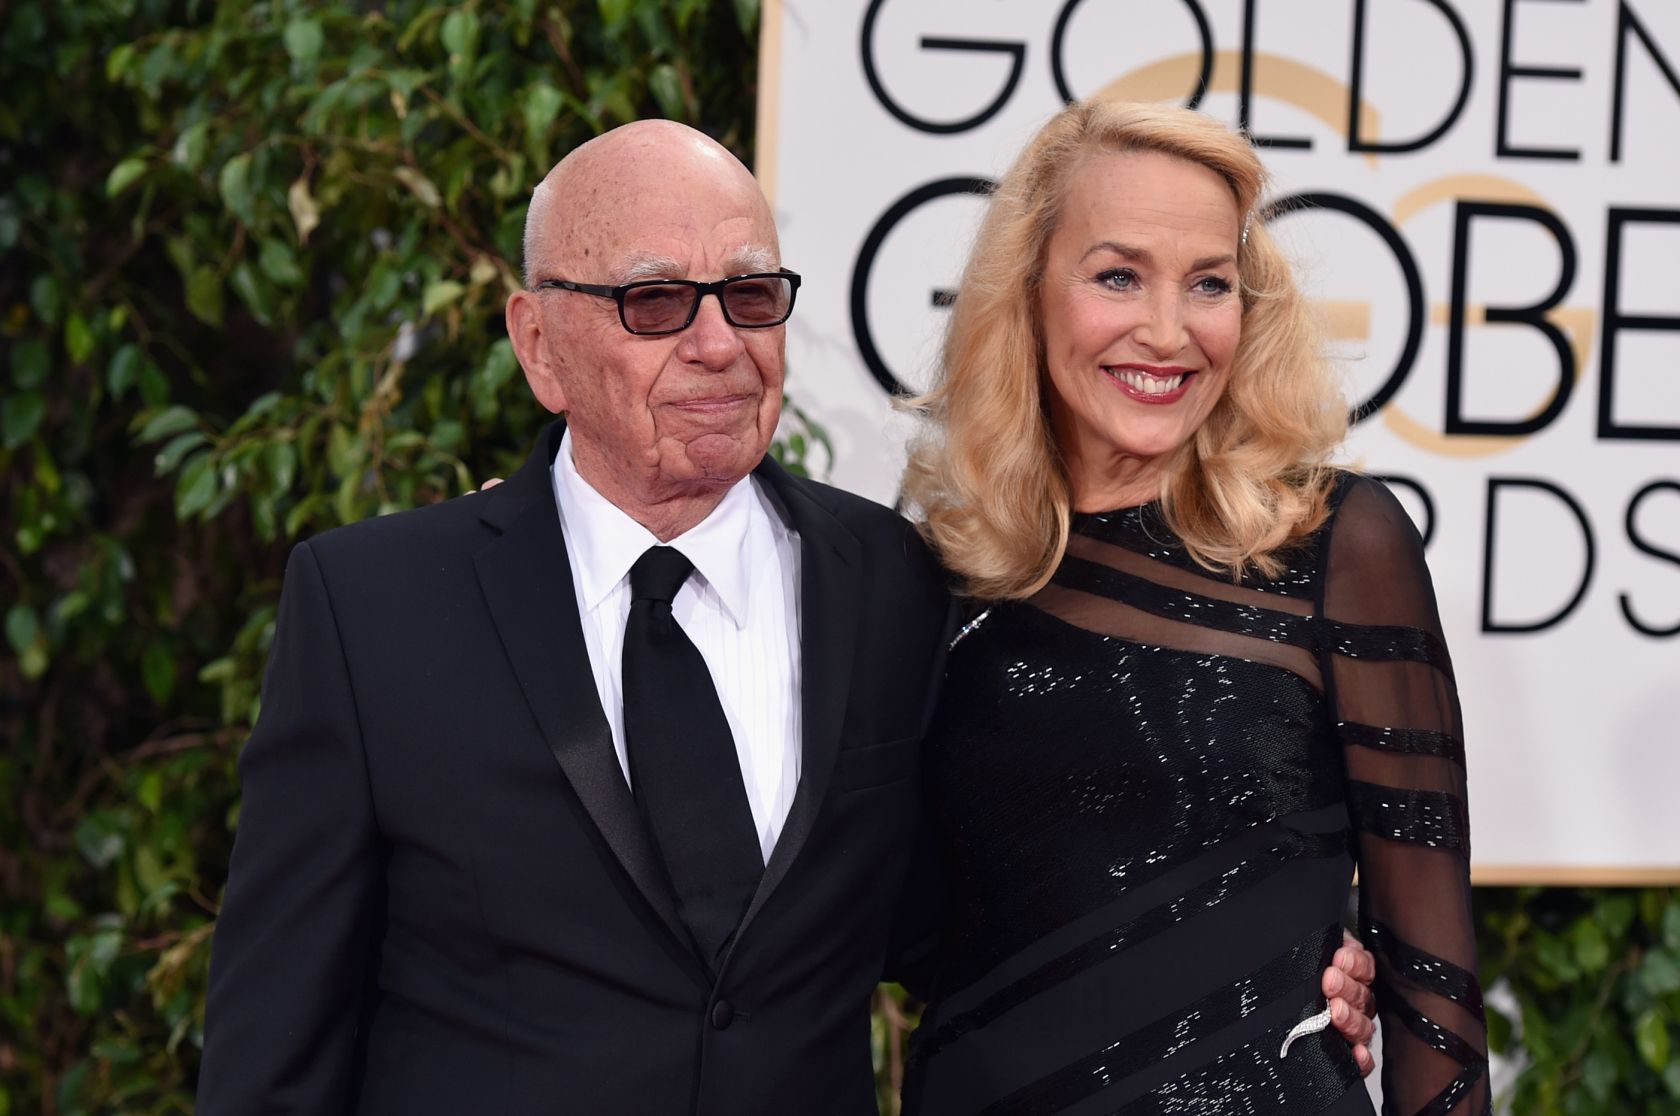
{"left": 906, "top": 476, "right": 1490, "bottom": 1116}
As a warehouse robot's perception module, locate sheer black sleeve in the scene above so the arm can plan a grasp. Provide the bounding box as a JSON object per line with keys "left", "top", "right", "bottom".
{"left": 1319, "top": 477, "right": 1490, "bottom": 1115}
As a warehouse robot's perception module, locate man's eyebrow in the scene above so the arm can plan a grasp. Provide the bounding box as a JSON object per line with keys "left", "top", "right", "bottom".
{"left": 725, "top": 245, "right": 778, "bottom": 274}
{"left": 612, "top": 254, "right": 686, "bottom": 284}
{"left": 609, "top": 246, "right": 779, "bottom": 284}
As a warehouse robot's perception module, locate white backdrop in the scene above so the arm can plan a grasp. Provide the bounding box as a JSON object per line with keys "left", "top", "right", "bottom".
{"left": 759, "top": 0, "right": 1680, "bottom": 882}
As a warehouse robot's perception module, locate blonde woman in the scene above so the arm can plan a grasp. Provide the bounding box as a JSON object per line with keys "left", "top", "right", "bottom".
{"left": 901, "top": 100, "right": 1488, "bottom": 1116}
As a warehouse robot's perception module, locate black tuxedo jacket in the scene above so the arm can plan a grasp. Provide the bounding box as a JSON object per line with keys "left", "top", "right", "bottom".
{"left": 197, "top": 421, "right": 955, "bottom": 1115}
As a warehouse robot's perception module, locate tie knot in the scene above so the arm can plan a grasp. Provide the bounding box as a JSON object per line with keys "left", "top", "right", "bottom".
{"left": 630, "top": 546, "right": 695, "bottom": 605}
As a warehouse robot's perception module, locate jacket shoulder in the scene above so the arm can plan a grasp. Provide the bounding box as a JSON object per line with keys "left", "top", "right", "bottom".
{"left": 301, "top": 490, "right": 495, "bottom": 572}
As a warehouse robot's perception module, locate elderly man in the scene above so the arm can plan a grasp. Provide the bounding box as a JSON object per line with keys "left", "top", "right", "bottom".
{"left": 197, "top": 121, "right": 1372, "bottom": 1114}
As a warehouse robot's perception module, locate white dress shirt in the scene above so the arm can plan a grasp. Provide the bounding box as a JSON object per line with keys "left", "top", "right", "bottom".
{"left": 551, "top": 429, "right": 802, "bottom": 862}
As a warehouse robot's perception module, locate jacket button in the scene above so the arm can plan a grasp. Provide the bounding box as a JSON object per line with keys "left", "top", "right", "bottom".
{"left": 710, "top": 1000, "right": 734, "bottom": 1030}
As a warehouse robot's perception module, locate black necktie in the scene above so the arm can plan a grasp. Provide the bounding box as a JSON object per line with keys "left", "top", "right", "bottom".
{"left": 622, "top": 546, "right": 764, "bottom": 969}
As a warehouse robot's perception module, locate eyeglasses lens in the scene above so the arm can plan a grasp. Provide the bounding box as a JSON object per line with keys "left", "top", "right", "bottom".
{"left": 721, "top": 276, "right": 792, "bottom": 325}
{"left": 620, "top": 277, "right": 794, "bottom": 333}
{"left": 622, "top": 284, "right": 695, "bottom": 333}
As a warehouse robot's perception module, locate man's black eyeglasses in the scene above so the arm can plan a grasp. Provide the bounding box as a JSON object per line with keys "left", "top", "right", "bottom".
{"left": 532, "top": 270, "right": 802, "bottom": 336}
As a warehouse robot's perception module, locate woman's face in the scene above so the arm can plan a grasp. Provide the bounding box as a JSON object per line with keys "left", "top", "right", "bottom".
{"left": 1038, "top": 148, "right": 1243, "bottom": 509}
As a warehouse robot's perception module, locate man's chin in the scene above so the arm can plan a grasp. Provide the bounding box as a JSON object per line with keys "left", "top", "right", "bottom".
{"left": 686, "top": 432, "right": 768, "bottom": 480}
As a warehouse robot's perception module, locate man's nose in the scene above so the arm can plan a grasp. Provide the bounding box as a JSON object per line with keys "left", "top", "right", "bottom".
{"left": 678, "top": 291, "right": 747, "bottom": 369}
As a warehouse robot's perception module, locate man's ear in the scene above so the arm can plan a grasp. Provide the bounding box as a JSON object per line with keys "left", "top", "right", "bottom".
{"left": 506, "top": 290, "right": 568, "bottom": 414}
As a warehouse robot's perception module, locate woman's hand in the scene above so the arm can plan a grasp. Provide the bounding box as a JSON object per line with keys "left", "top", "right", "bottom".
{"left": 1324, "top": 929, "right": 1378, "bottom": 1077}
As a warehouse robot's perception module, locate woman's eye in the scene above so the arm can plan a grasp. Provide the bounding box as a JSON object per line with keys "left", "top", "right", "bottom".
{"left": 1097, "top": 268, "right": 1136, "bottom": 290}
{"left": 1194, "top": 276, "right": 1233, "bottom": 295}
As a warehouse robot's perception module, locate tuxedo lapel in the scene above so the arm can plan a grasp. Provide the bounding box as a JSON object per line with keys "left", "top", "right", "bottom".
{"left": 473, "top": 422, "right": 703, "bottom": 984}
{"left": 733, "top": 458, "right": 862, "bottom": 944}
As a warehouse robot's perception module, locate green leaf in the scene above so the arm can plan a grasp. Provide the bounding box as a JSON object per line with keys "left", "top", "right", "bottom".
{"left": 174, "top": 453, "right": 218, "bottom": 519}
{"left": 19, "top": 642, "right": 49, "bottom": 679}
{"left": 64, "top": 918, "right": 124, "bottom": 1015}
{"left": 12, "top": 339, "right": 50, "bottom": 388}
{"left": 266, "top": 441, "right": 298, "bottom": 492}
{"left": 106, "top": 41, "right": 136, "bottom": 82}
{"left": 1637, "top": 1009, "right": 1671, "bottom": 1072}
{"left": 172, "top": 119, "right": 210, "bottom": 170}
{"left": 74, "top": 817, "right": 125, "bottom": 869}
{"left": 1642, "top": 950, "right": 1680, "bottom": 997}
{"left": 259, "top": 238, "right": 304, "bottom": 286}
{"left": 649, "top": 64, "right": 686, "bottom": 120}
{"left": 136, "top": 405, "right": 199, "bottom": 444}
{"left": 1665, "top": 901, "right": 1680, "bottom": 952}
{"left": 440, "top": 8, "right": 480, "bottom": 58}
{"left": 327, "top": 422, "right": 365, "bottom": 477}
{"left": 218, "top": 153, "right": 255, "bottom": 223}
{"left": 523, "top": 83, "right": 564, "bottom": 137}
{"left": 1582, "top": 1046, "right": 1618, "bottom": 1101}
{"left": 1572, "top": 917, "right": 1610, "bottom": 973}
{"left": 0, "top": 200, "right": 19, "bottom": 250}
{"left": 186, "top": 266, "right": 224, "bottom": 325}
{"left": 1, "top": 389, "right": 45, "bottom": 448}
{"left": 106, "top": 344, "right": 141, "bottom": 396}
{"left": 231, "top": 261, "right": 275, "bottom": 325}
{"left": 598, "top": 0, "right": 632, "bottom": 28}
{"left": 733, "top": 0, "right": 760, "bottom": 35}
{"left": 154, "top": 431, "right": 209, "bottom": 474}
{"left": 64, "top": 312, "right": 95, "bottom": 364}
{"left": 422, "top": 279, "right": 465, "bottom": 315}
{"left": 106, "top": 156, "right": 148, "bottom": 197}
{"left": 30, "top": 273, "right": 62, "bottom": 326}
{"left": 141, "top": 643, "right": 177, "bottom": 705}
{"left": 431, "top": 419, "right": 465, "bottom": 451}
{"left": 139, "top": 360, "right": 170, "bottom": 405}
{"left": 5, "top": 604, "right": 39, "bottom": 655}
{"left": 283, "top": 17, "right": 324, "bottom": 64}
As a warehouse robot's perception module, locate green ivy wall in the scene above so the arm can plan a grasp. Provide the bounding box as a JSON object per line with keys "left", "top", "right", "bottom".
{"left": 0, "top": 3, "right": 1673, "bottom": 1113}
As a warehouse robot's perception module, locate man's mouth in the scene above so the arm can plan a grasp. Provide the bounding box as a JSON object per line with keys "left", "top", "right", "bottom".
{"left": 670, "top": 393, "right": 754, "bottom": 413}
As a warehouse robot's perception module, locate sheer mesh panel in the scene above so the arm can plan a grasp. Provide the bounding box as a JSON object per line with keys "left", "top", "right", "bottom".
{"left": 1321, "top": 479, "right": 1490, "bottom": 1116}
{"left": 1033, "top": 584, "right": 1323, "bottom": 690}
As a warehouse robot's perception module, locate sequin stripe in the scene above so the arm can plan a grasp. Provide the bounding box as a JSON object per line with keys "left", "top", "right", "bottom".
{"left": 1364, "top": 919, "right": 1486, "bottom": 1019}
{"left": 1414, "top": 1061, "right": 1492, "bottom": 1116}
{"left": 1103, "top": 1028, "right": 1364, "bottom": 1116}
{"left": 976, "top": 924, "right": 1343, "bottom": 1116}
{"left": 1052, "top": 556, "right": 1317, "bottom": 648}
{"left": 1347, "top": 780, "right": 1470, "bottom": 853}
{"left": 1339, "top": 721, "right": 1465, "bottom": 765}
{"left": 1376, "top": 975, "right": 1486, "bottom": 1069}
{"left": 1323, "top": 617, "right": 1453, "bottom": 678}
{"left": 914, "top": 830, "right": 1351, "bottom": 1067}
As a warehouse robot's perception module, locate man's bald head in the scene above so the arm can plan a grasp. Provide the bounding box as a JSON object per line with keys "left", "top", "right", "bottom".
{"left": 522, "top": 120, "right": 773, "bottom": 286}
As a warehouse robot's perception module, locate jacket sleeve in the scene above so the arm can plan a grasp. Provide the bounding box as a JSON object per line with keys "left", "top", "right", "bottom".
{"left": 883, "top": 590, "right": 961, "bottom": 999}
{"left": 197, "top": 540, "right": 381, "bottom": 1114}
{"left": 1319, "top": 478, "right": 1490, "bottom": 1116}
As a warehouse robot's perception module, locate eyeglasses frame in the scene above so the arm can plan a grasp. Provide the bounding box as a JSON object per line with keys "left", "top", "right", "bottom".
{"left": 530, "top": 269, "right": 802, "bottom": 336}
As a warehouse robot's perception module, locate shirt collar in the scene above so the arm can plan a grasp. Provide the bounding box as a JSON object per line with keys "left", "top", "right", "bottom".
{"left": 551, "top": 428, "right": 763, "bottom": 628}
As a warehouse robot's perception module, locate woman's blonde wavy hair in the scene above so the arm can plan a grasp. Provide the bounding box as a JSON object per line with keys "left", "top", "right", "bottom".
{"left": 902, "top": 98, "right": 1348, "bottom": 599}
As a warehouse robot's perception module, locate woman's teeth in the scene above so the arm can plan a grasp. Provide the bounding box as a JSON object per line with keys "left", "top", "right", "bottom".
{"left": 1110, "top": 368, "right": 1185, "bottom": 395}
